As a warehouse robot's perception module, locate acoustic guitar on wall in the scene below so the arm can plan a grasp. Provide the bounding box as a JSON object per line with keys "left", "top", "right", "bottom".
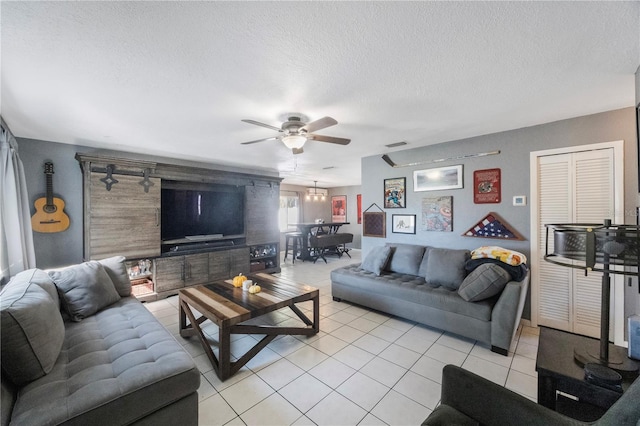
{"left": 31, "top": 162, "right": 70, "bottom": 233}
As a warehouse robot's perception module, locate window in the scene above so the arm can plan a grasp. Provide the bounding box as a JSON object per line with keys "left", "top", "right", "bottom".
{"left": 279, "top": 192, "right": 300, "bottom": 232}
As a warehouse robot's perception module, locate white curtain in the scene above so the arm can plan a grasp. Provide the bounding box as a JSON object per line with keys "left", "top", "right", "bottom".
{"left": 0, "top": 123, "right": 36, "bottom": 285}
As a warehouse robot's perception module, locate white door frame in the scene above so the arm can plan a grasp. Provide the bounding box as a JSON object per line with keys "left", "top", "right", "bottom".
{"left": 530, "top": 140, "right": 625, "bottom": 345}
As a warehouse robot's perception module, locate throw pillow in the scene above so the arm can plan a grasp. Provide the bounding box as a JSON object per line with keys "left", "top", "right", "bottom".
{"left": 471, "top": 246, "right": 527, "bottom": 266}
{"left": 385, "top": 244, "right": 425, "bottom": 276}
{"left": 98, "top": 255, "right": 131, "bottom": 297}
{"left": 458, "top": 263, "right": 511, "bottom": 302}
{"left": 424, "top": 248, "right": 470, "bottom": 289}
{"left": 49, "top": 261, "right": 121, "bottom": 321}
{"left": 417, "top": 246, "right": 433, "bottom": 277}
{"left": 360, "top": 246, "right": 392, "bottom": 276}
{"left": 1, "top": 269, "right": 65, "bottom": 386}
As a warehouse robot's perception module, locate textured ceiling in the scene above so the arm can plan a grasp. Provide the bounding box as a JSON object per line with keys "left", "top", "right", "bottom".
{"left": 2, "top": 1, "right": 639, "bottom": 187}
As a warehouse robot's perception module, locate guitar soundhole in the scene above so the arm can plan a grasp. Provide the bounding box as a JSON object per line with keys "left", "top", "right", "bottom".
{"left": 43, "top": 204, "right": 57, "bottom": 214}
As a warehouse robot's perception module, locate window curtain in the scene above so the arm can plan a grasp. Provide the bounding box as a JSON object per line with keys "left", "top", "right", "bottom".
{"left": 0, "top": 121, "right": 36, "bottom": 285}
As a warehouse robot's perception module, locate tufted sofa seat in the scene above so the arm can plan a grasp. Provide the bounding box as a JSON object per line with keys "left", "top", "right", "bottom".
{"left": 331, "top": 265, "right": 495, "bottom": 321}
{"left": 331, "top": 243, "right": 529, "bottom": 355}
{"left": 1, "top": 259, "right": 199, "bottom": 426}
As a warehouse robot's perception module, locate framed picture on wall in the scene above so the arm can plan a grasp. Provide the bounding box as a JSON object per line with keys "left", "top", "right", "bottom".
{"left": 414, "top": 165, "right": 463, "bottom": 192}
{"left": 392, "top": 214, "right": 416, "bottom": 234}
{"left": 357, "top": 194, "right": 362, "bottom": 224}
{"left": 422, "top": 196, "right": 453, "bottom": 232}
{"left": 363, "top": 211, "right": 386, "bottom": 237}
{"left": 473, "top": 168, "right": 501, "bottom": 204}
{"left": 384, "top": 177, "right": 406, "bottom": 208}
{"left": 331, "top": 195, "right": 347, "bottom": 222}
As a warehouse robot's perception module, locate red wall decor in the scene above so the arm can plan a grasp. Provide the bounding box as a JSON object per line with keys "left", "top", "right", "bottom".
{"left": 473, "top": 168, "right": 501, "bottom": 204}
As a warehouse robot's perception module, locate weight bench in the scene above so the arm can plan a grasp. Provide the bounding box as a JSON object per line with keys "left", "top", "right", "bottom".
{"left": 309, "top": 233, "right": 353, "bottom": 263}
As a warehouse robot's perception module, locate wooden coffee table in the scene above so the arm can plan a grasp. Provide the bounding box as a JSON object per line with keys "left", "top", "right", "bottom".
{"left": 178, "top": 273, "right": 319, "bottom": 380}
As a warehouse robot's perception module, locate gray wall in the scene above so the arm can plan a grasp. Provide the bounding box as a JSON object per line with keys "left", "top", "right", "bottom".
{"left": 19, "top": 139, "right": 84, "bottom": 269}
{"left": 18, "top": 138, "right": 279, "bottom": 269}
{"left": 361, "top": 107, "right": 638, "bottom": 320}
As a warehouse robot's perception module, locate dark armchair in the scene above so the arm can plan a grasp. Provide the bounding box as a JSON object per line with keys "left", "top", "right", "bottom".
{"left": 423, "top": 365, "right": 640, "bottom": 426}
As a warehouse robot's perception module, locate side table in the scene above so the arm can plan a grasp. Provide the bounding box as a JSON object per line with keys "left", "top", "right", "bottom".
{"left": 536, "top": 327, "right": 639, "bottom": 421}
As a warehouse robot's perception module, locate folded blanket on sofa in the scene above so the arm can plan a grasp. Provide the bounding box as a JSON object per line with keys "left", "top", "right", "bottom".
{"left": 465, "top": 258, "right": 528, "bottom": 282}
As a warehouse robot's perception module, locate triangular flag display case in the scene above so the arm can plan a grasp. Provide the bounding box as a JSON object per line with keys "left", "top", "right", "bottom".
{"left": 463, "top": 212, "right": 524, "bottom": 240}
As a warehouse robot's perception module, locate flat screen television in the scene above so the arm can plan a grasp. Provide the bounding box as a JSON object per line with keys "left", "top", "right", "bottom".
{"left": 161, "top": 181, "right": 245, "bottom": 242}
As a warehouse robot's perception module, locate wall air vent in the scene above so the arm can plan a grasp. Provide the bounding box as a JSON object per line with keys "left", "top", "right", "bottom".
{"left": 385, "top": 141, "right": 408, "bottom": 148}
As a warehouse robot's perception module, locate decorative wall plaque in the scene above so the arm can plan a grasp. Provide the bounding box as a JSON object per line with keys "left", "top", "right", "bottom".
{"left": 473, "top": 168, "right": 501, "bottom": 204}
{"left": 463, "top": 212, "right": 524, "bottom": 240}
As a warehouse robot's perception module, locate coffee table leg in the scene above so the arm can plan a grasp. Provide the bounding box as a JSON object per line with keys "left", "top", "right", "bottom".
{"left": 218, "top": 326, "right": 231, "bottom": 381}
{"left": 180, "top": 299, "right": 221, "bottom": 376}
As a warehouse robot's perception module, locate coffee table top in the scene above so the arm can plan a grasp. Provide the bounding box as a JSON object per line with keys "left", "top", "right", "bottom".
{"left": 179, "top": 273, "right": 318, "bottom": 328}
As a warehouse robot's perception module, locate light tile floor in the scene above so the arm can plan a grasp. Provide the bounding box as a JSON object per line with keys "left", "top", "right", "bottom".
{"left": 144, "top": 249, "right": 539, "bottom": 426}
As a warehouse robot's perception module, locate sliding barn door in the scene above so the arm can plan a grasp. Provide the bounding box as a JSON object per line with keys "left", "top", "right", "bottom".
{"left": 533, "top": 148, "right": 615, "bottom": 338}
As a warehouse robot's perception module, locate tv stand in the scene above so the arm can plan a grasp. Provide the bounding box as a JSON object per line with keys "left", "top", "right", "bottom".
{"left": 76, "top": 152, "right": 282, "bottom": 301}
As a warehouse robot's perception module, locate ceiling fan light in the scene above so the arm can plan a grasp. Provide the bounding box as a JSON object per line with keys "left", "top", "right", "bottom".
{"left": 282, "top": 135, "right": 307, "bottom": 149}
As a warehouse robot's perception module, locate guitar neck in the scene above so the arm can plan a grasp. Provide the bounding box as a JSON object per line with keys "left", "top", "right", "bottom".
{"left": 46, "top": 173, "right": 54, "bottom": 207}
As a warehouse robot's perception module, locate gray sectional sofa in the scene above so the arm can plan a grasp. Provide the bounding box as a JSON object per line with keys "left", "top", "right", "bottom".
{"left": 331, "top": 243, "right": 529, "bottom": 355}
{"left": 1, "top": 257, "right": 200, "bottom": 426}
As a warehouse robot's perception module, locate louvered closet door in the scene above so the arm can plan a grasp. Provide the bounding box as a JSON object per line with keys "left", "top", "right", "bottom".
{"left": 536, "top": 148, "right": 614, "bottom": 338}
{"left": 537, "top": 154, "right": 572, "bottom": 331}
{"left": 572, "top": 149, "right": 613, "bottom": 337}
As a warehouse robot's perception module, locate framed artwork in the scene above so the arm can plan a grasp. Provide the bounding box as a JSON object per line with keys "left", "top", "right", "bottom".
{"left": 414, "top": 165, "right": 463, "bottom": 192}
{"left": 422, "top": 196, "right": 453, "bottom": 232}
{"left": 363, "top": 212, "right": 386, "bottom": 237}
{"left": 357, "top": 194, "right": 362, "bottom": 224}
{"left": 331, "top": 195, "right": 347, "bottom": 222}
{"left": 384, "top": 177, "right": 406, "bottom": 208}
{"left": 473, "top": 168, "right": 501, "bottom": 203}
{"left": 392, "top": 214, "right": 416, "bottom": 234}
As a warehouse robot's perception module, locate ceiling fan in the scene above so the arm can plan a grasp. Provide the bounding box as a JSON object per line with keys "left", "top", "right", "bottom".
{"left": 241, "top": 114, "right": 350, "bottom": 154}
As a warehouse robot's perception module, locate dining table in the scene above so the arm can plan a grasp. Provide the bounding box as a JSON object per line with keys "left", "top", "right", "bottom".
{"left": 291, "top": 222, "right": 350, "bottom": 261}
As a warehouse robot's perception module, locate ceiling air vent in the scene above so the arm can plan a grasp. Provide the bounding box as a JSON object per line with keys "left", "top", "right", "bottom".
{"left": 385, "top": 141, "right": 408, "bottom": 148}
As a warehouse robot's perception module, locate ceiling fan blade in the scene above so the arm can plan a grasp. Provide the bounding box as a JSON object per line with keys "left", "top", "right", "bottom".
{"left": 300, "top": 116, "right": 337, "bottom": 133}
{"left": 292, "top": 147, "right": 304, "bottom": 155}
{"left": 241, "top": 137, "right": 279, "bottom": 145}
{"left": 241, "top": 119, "right": 282, "bottom": 132}
{"left": 308, "top": 134, "right": 351, "bottom": 145}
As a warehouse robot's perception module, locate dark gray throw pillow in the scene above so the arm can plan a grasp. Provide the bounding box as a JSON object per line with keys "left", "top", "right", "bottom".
{"left": 360, "top": 246, "right": 392, "bottom": 276}
{"left": 49, "top": 261, "right": 121, "bottom": 321}
{"left": 1, "top": 269, "right": 65, "bottom": 386}
{"left": 424, "top": 248, "right": 470, "bottom": 289}
{"left": 385, "top": 244, "right": 425, "bottom": 276}
{"left": 98, "top": 255, "right": 131, "bottom": 297}
{"left": 458, "top": 263, "right": 511, "bottom": 302}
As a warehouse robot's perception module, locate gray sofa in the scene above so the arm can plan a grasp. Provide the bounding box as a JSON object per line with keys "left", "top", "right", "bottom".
{"left": 423, "top": 364, "right": 640, "bottom": 425}
{"left": 1, "top": 257, "right": 200, "bottom": 426}
{"left": 331, "top": 243, "right": 529, "bottom": 355}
